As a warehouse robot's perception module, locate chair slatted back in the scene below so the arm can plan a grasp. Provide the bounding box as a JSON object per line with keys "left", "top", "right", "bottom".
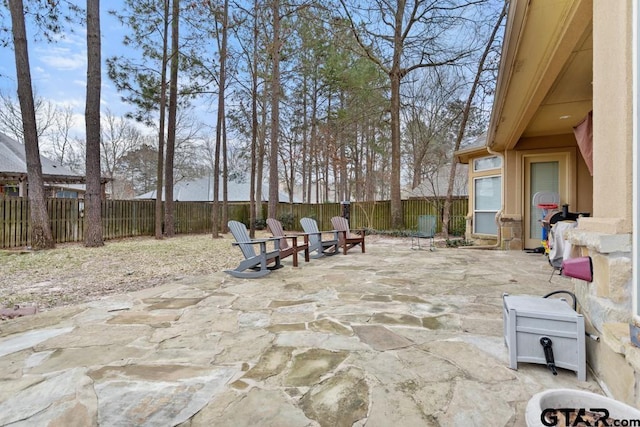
{"left": 417, "top": 215, "right": 436, "bottom": 238}
{"left": 300, "top": 217, "right": 320, "bottom": 247}
{"left": 266, "top": 218, "right": 289, "bottom": 250}
{"left": 331, "top": 217, "right": 350, "bottom": 232}
{"left": 331, "top": 216, "right": 350, "bottom": 245}
{"left": 228, "top": 220, "right": 257, "bottom": 259}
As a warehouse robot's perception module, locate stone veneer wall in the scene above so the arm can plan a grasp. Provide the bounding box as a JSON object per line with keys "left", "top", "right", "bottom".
{"left": 499, "top": 215, "right": 523, "bottom": 251}
{"left": 568, "top": 229, "right": 639, "bottom": 406}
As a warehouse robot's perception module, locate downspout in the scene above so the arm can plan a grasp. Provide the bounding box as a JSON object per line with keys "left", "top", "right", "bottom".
{"left": 461, "top": 144, "right": 505, "bottom": 250}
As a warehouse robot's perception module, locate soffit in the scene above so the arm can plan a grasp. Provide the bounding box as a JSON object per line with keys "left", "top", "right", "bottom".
{"left": 488, "top": 0, "right": 593, "bottom": 151}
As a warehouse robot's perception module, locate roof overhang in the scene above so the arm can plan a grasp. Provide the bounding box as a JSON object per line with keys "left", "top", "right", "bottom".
{"left": 487, "top": 0, "right": 593, "bottom": 151}
{"left": 455, "top": 144, "right": 490, "bottom": 164}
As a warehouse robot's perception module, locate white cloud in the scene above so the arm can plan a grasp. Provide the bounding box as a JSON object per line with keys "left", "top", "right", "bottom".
{"left": 38, "top": 48, "right": 87, "bottom": 71}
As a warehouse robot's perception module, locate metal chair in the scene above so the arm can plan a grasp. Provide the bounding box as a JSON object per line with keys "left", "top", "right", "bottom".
{"left": 411, "top": 215, "right": 436, "bottom": 251}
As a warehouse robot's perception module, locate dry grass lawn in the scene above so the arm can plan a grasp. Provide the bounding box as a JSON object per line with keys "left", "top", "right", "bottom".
{"left": 0, "top": 233, "right": 245, "bottom": 311}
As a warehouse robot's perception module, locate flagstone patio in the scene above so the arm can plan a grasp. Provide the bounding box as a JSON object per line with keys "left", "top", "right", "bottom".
{"left": 0, "top": 236, "right": 605, "bottom": 426}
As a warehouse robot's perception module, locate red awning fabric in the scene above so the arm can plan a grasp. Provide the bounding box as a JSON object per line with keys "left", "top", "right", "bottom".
{"left": 573, "top": 111, "right": 593, "bottom": 176}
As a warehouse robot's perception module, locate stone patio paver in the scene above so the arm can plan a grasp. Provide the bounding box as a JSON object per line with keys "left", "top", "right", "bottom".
{"left": 0, "top": 236, "right": 604, "bottom": 426}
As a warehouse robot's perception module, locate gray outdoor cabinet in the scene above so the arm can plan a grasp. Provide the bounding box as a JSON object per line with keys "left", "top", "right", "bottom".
{"left": 503, "top": 293, "right": 586, "bottom": 381}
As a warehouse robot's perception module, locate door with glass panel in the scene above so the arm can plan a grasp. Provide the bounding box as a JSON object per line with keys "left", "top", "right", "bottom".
{"left": 524, "top": 156, "right": 566, "bottom": 249}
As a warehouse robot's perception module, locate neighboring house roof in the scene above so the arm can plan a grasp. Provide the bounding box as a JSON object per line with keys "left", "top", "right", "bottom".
{"left": 0, "top": 132, "right": 83, "bottom": 183}
{"left": 402, "top": 163, "right": 468, "bottom": 199}
{"left": 455, "top": 132, "right": 490, "bottom": 164}
{"left": 136, "top": 176, "right": 299, "bottom": 203}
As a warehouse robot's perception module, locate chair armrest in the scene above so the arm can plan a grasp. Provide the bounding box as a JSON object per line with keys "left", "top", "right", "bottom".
{"left": 282, "top": 233, "right": 311, "bottom": 247}
{"left": 232, "top": 237, "right": 281, "bottom": 251}
{"left": 320, "top": 229, "right": 340, "bottom": 236}
{"left": 285, "top": 233, "right": 309, "bottom": 246}
{"left": 232, "top": 237, "right": 278, "bottom": 245}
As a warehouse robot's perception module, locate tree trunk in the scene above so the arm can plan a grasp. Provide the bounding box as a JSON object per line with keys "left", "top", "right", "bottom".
{"left": 163, "top": 0, "right": 179, "bottom": 237}
{"left": 256, "top": 96, "right": 267, "bottom": 220}
{"left": 84, "top": 0, "right": 104, "bottom": 247}
{"left": 308, "top": 79, "right": 319, "bottom": 203}
{"left": 389, "top": 72, "right": 403, "bottom": 229}
{"left": 249, "top": 0, "right": 259, "bottom": 238}
{"left": 301, "top": 75, "right": 309, "bottom": 203}
{"left": 214, "top": 0, "right": 229, "bottom": 237}
{"left": 268, "top": 0, "right": 281, "bottom": 219}
{"left": 9, "top": 0, "right": 54, "bottom": 250}
{"left": 155, "top": 0, "right": 170, "bottom": 239}
{"left": 388, "top": 0, "right": 405, "bottom": 230}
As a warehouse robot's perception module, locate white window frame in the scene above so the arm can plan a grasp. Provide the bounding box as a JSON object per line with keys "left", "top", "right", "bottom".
{"left": 473, "top": 155, "right": 502, "bottom": 172}
{"left": 473, "top": 174, "right": 501, "bottom": 235}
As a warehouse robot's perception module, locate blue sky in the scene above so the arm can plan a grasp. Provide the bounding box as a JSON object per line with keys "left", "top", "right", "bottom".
{"left": 0, "top": 2, "right": 144, "bottom": 137}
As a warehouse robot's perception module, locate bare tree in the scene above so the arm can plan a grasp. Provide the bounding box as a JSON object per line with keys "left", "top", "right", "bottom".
{"left": 84, "top": 0, "right": 103, "bottom": 247}
{"left": 402, "top": 69, "right": 464, "bottom": 190}
{"left": 8, "top": 0, "right": 54, "bottom": 249}
{"left": 0, "top": 91, "right": 60, "bottom": 144}
{"left": 100, "top": 110, "right": 143, "bottom": 184}
{"left": 442, "top": 0, "right": 507, "bottom": 238}
{"left": 47, "top": 105, "right": 82, "bottom": 171}
{"left": 0, "top": 93, "right": 82, "bottom": 171}
{"left": 209, "top": 0, "right": 230, "bottom": 238}
{"left": 338, "top": 0, "right": 484, "bottom": 229}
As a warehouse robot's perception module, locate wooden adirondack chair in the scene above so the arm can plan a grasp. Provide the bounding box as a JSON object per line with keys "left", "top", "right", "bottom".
{"left": 266, "top": 218, "right": 310, "bottom": 267}
{"left": 225, "top": 220, "right": 282, "bottom": 278}
{"left": 330, "top": 216, "right": 365, "bottom": 255}
{"left": 300, "top": 217, "right": 339, "bottom": 258}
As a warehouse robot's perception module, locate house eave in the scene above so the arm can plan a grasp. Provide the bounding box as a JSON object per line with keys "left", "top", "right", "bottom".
{"left": 486, "top": 0, "right": 593, "bottom": 152}
{"left": 455, "top": 145, "right": 490, "bottom": 164}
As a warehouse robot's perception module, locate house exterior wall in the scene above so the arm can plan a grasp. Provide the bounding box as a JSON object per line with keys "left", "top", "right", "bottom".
{"left": 567, "top": 0, "right": 639, "bottom": 407}
{"left": 462, "top": 0, "right": 640, "bottom": 405}
{"left": 581, "top": 0, "right": 633, "bottom": 234}
{"left": 492, "top": 134, "right": 592, "bottom": 251}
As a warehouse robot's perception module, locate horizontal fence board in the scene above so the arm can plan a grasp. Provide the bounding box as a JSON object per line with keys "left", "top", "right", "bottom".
{"left": 0, "top": 197, "right": 468, "bottom": 249}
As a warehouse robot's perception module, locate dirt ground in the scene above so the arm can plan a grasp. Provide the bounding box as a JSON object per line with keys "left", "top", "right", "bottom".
{"left": 0, "top": 234, "right": 244, "bottom": 311}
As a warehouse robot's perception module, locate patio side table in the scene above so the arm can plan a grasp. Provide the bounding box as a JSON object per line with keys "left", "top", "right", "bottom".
{"left": 503, "top": 293, "right": 586, "bottom": 381}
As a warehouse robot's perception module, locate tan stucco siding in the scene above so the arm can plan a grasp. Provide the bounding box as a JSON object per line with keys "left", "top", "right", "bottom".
{"left": 502, "top": 149, "right": 519, "bottom": 215}
{"left": 515, "top": 134, "right": 593, "bottom": 214}
{"left": 584, "top": 0, "right": 633, "bottom": 233}
{"left": 575, "top": 148, "right": 593, "bottom": 214}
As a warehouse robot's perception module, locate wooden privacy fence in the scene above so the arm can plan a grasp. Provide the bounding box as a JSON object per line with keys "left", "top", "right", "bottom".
{"left": 0, "top": 197, "right": 467, "bottom": 249}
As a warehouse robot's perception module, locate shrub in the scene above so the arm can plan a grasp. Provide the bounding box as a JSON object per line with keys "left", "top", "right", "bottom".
{"left": 445, "top": 238, "right": 474, "bottom": 248}
{"left": 277, "top": 212, "right": 295, "bottom": 230}
{"left": 448, "top": 217, "right": 466, "bottom": 237}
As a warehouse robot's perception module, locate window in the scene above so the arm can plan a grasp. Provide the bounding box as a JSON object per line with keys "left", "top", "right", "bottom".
{"left": 528, "top": 161, "right": 559, "bottom": 240}
{"left": 1, "top": 185, "right": 19, "bottom": 197}
{"left": 56, "top": 190, "right": 78, "bottom": 198}
{"left": 474, "top": 156, "right": 501, "bottom": 172}
{"left": 474, "top": 175, "right": 501, "bottom": 235}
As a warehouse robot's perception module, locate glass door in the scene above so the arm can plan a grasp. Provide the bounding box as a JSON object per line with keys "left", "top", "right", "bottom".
{"left": 524, "top": 154, "right": 568, "bottom": 249}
